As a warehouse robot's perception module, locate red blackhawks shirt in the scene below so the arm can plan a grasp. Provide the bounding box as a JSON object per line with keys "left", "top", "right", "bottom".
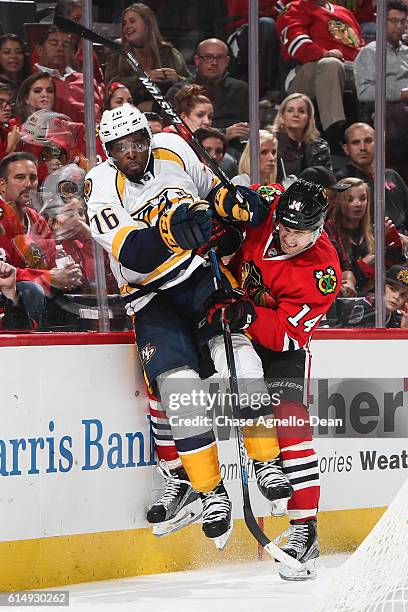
{"left": 276, "top": 0, "right": 363, "bottom": 64}
{"left": 234, "top": 192, "right": 341, "bottom": 352}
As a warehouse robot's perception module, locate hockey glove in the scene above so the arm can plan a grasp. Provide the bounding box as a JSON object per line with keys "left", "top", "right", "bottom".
{"left": 196, "top": 218, "right": 243, "bottom": 258}
{"left": 205, "top": 288, "right": 256, "bottom": 331}
{"left": 211, "top": 185, "right": 270, "bottom": 227}
{"left": 158, "top": 202, "right": 212, "bottom": 253}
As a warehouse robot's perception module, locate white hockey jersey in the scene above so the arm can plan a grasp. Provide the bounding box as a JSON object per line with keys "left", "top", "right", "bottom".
{"left": 84, "top": 132, "right": 217, "bottom": 314}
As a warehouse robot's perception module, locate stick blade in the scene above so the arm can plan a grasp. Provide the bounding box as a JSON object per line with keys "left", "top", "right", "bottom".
{"left": 54, "top": 15, "right": 121, "bottom": 52}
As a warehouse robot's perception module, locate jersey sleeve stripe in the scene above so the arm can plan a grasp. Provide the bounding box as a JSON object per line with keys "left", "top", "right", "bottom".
{"left": 153, "top": 148, "right": 186, "bottom": 170}
{"left": 288, "top": 35, "right": 313, "bottom": 56}
{"left": 112, "top": 226, "right": 140, "bottom": 260}
{"left": 115, "top": 171, "right": 126, "bottom": 206}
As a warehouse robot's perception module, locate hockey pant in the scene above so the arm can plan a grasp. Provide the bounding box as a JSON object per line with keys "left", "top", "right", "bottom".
{"left": 156, "top": 334, "right": 280, "bottom": 493}
{"left": 255, "top": 343, "right": 320, "bottom": 523}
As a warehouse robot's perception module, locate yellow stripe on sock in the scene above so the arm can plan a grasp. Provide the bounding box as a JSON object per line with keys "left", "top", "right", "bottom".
{"left": 243, "top": 422, "right": 280, "bottom": 461}
{"left": 179, "top": 443, "right": 221, "bottom": 492}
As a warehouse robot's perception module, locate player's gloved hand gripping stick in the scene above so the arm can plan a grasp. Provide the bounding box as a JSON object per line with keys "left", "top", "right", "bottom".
{"left": 54, "top": 15, "right": 250, "bottom": 216}
{"left": 208, "top": 249, "right": 301, "bottom": 571}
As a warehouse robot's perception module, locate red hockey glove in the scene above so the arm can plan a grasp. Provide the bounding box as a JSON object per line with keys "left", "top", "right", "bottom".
{"left": 205, "top": 288, "right": 256, "bottom": 331}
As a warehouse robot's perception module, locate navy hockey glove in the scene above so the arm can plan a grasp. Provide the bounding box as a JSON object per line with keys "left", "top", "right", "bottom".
{"left": 196, "top": 218, "right": 243, "bottom": 257}
{"left": 158, "top": 202, "right": 212, "bottom": 253}
{"left": 211, "top": 185, "right": 270, "bottom": 227}
{"left": 205, "top": 288, "right": 256, "bottom": 331}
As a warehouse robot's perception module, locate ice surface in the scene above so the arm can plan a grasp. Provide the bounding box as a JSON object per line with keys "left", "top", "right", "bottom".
{"left": 20, "top": 554, "right": 348, "bottom": 612}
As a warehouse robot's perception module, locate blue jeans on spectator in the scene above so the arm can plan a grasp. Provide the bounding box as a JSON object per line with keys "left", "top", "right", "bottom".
{"left": 16, "top": 281, "right": 47, "bottom": 329}
{"left": 228, "top": 17, "right": 280, "bottom": 96}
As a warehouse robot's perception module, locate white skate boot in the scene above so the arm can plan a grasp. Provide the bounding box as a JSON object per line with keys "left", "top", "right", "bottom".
{"left": 253, "top": 458, "right": 293, "bottom": 516}
{"left": 147, "top": 460, "right": 202, "bottom": 536}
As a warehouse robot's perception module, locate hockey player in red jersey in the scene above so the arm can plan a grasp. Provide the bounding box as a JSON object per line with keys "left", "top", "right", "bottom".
{"left": 207, "top": 179, "right": 341, "bottom": 579}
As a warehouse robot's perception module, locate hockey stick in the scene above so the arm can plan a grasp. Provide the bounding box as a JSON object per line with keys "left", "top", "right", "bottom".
{"left": 54, "top": 15, "right": 247, "bottom": 209}
{"left": 208, "top": 249, "right": 301, "bottom": 571}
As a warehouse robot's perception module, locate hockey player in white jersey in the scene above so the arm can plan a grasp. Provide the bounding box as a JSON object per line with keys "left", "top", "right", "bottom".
{"left": 85, "top": 104, "right": 292, "bottom": 548}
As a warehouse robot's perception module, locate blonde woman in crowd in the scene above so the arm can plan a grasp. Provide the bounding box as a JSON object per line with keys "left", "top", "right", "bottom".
{"left": 232, "top": 130, "right": 278, "bottom": 187}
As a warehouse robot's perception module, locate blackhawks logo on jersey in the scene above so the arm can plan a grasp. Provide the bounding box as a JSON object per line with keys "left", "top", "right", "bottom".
{"left": 314, "top": 266, "right": 337, "bottom": 295}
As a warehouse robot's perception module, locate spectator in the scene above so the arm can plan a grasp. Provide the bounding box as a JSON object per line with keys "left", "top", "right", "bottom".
{"left": 0, "top": 152, "right": 82, "bottom": 307}
{"left": 327, "top": 177, "right": 406, "bottom": 294}
{"left": 14, "top": 72, "right": 55, "bottom": 124}
{"left": 167, "top": 38, "right": 250, "bottom": 157}
{"left": 0, "top": 82, "right": 21, "bottom": 159}
{"left": 354, "top": 0, "right": 408, "bottom": 176}
{"left": 337, "top": 122, "right": 408, "bottom": 233}
{"left": 144, "top": 111, "right": 163, "bottom": 134}
{"left": 0, "top": 34, "right": 31, "bottom": 101}
{"left": 232, "top": 130, "right": 278, "bottom": 186}
{"left": 271, "top": 92, "right": 333, "bottom": 182}
{"left": 336, "top": 265, "right": 408, "bottom": 328}
{"left": 102, "top": 81, "right": 133, "bottom": 113}
{"left": 104, "top": 3, "right": 190, "bottom": 112}
{"left": 34, "top": 26, "right": 103, "bottom": 123}
{"left": 0, "top": 261, "right": 33, "bottom": 330}
{"left": 276, "top": 0, "right": 364, "bottom": 149}
{"left": 298, "top": 165, "right": 357, "bottom": 297}
{"left": 225, "top": 0, "right": 283, "bottom": 97}
{"left": 195, "top": 126, "right": 238, "bottom": 178}
{"left": 54, "top": 0, "right": 104, "bottom": 83}
{"left": 163, "top": 84, "right": 213, "bottom": 140}
{"left": 338, "top": 0, "right": 376, "bottom": 39}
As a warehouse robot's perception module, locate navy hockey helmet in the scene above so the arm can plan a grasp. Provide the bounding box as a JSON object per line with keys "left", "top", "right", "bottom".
{"left": 275, "top": 179, "right": 329, "bottom": 230}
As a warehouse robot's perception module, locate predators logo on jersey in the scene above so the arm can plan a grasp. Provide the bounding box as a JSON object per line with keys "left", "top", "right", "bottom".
{"left": 132, "top": 187, "right": 195, "bottom": 226}
{"left": 314, "top": 266, "right": 337, "bottom": 296}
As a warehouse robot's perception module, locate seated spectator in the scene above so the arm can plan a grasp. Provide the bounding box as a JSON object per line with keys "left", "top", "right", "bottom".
{"left": 102, "top": 81, "right": 133, "bottom": 113}
{"left": 195, "top": 126, "right": 238, "bottom": 178}
{"left": 104, "top": 3, "right": 190, "bottom": 112}
{"left": 167, "top": 38, "right": 250, "bottom": 157}
{"left": 298, "top": 165, "right": 357, "bottom": 296}
{"left": 53, "top": 0, "right": 104, "bottom": 83}
{"left": 0, "top": 34, "right": 31, "bottom": 101}
{"left": 335, "top": 265, "right": 408, "bottom": 328}
{"left": 337, "top": 122, "right": 408, "bottom": 234}
{"left": 225, "top": 0, "right": 283, "bottom": 97}
{"left": 34, "top": 26, "right": 103, "bottom": 123}
{"left": 163, "top": 84, "right": 213, "bottom": 140}
{"left": 232, "top": 129, "right": 278, "bottom": 186}
{"left": 272, "top": 92, "right": 333, "bottom": 182}
{"left": 144, "top": 112, "right": 163, "bottom": 134}
{"left": 276, "top": 0, "right": 364, "bottom": 149}
{"left": 326, "top": 177, "right": 406, "bottom": 295}
{"left": 354, "top": 1, "right": 408, "bottom": 178}
{"left": 14, "top": 72, "right": 55, "bottom": 124}
{"left": 0, "top": 152, "right": 83, "bottom": 327}
{"left": 0, "top": 82, "right": 21, "bottom": 159}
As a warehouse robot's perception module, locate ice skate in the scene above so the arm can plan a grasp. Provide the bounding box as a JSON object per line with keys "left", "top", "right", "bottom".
{"left": 274, "top": 519, "right": 319, "bottom": 581}
{"left": 200, "top": 481, "right": 233, "bottom": 550}
{"left": 147, "top": 461, "right": 202, "bottom": 537}
{"left": 253, "top": 458, "right": 293, "bottom": 516}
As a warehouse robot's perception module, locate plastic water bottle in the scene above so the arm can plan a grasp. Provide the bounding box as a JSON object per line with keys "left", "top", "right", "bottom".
{"left": 55, "top": 243, "right": 75, "bottom": 269}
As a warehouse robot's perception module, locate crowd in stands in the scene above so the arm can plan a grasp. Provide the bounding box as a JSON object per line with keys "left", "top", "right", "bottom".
{"left": 0, "top": 0, "right": 407, "bottom": 332}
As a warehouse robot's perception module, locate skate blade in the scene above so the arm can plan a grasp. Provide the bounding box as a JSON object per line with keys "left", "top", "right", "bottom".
{"left": 152, "top": 502, "right": 202, "bottom": 537}
{"left": 279, "top": 558, "right": 317, "bottom": 581}
{"left": 270, "top": 498, "right": 289, "bottom": 517}
{"left": 212, "top": 521, "right": 234, "bottom": 551}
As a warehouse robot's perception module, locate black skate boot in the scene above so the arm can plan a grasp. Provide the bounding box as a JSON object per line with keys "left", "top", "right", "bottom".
{"left": 147, "top": 461, "right": 202, "bottom": 536}
{"left": 253, "top": 458, "right": 293, "bottom": 516}
{"left": 275, "top": 519, "right": 319, "bottom": 581}
{"left": 199, "top": 481, "right": 233, "bottom": 550}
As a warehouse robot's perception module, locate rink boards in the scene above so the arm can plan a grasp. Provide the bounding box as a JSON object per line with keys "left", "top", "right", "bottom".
{"left": 0, "top": 329, "right": 407, "bottom": 590}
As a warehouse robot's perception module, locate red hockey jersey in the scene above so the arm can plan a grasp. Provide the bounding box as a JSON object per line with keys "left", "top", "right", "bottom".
{"left": 235, "top": 194, "right": 341, "bottom": 352}
{"left": 276, "top": 0, "right": 363, "bottom": 64}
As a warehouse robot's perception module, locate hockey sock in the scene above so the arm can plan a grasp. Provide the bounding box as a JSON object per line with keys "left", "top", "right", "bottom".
{"left": 243, "top": 421, "right": 280, "bottom": 461}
